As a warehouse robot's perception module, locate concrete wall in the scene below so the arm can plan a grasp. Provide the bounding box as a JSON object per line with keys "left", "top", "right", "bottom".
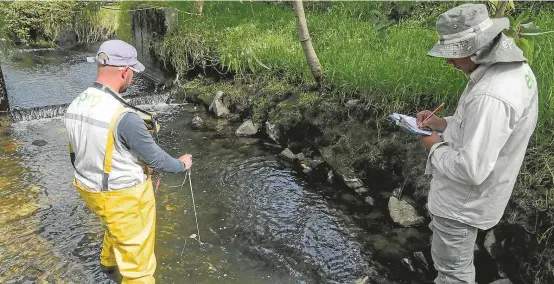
{"left": 131, "top": 7, "right": 178, "bottom": 84}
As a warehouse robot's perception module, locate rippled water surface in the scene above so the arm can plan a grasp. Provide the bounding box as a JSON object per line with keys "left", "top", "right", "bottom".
{"left": 0, "top": 46, "right": 429, "bottom": 284}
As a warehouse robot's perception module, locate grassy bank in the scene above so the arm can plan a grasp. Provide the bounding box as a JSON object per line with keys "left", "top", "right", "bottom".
{"left": 118, "top": 1, "right": 554, "bottom": 282}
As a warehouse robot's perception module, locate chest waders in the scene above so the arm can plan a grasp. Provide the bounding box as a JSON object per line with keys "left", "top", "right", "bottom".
{"left": 74, "top": 83, "right": 162, "bottom": 284}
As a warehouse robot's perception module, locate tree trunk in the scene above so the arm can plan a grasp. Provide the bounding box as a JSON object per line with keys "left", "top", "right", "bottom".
{"left": 195, "top": 0, "right": 204, "bottom": 17}
{"left": 0, "top": 65, "right": 10, "bottom": 115}
{"left": 292, "top": 0, "right": 323, "bottom": 89}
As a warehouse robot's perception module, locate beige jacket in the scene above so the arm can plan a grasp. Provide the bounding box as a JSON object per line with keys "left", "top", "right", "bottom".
{"left": 426, "top": 62, "right": 538, "bottom": 230}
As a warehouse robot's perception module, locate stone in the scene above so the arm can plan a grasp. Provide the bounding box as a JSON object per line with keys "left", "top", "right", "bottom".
{"left": 342, "top": 175, "right": 364, "bottom": 189}
{"left": 209, "top": 91, "right": 230, "bottom": 117}
{"left": 302, "top": 167, "right": 312, "bottom": 175}
{"left": 235, "top": 120, "right": 259, "bottom": 137}
{"left": 288, "top": 141, "right": 302, "bottom": 153}
{"left": 489, "top": 279, "right": 512, "bottom": 284}
{"left": 413, "top": 251, "right": 429, "bottom": 270}
{"left": 265, "top": 122, "right": 281, "bottom": 143}
{"left": 340, "top": 193, "right": 357, "bottom": 204}
{"left": 354, "top": 276, "right": 369, "bottom": 284}
{"left": 296, "top": 153, "right": 306, "bottom": 161}
{"left": 484, "top": 229, "right": 498, "bottom": 259}
{"left": 401, "top": 257, "right": 415, "bottom": 272}
{"left": 354, "top": 187, "right": 369, "bottom": 194}
{"left": 279, "top": 148, "right": 296, "bottom": 162}
{"left": 32, "top": 140, "right": 47, "bottom": 147}
{"left": 327, "top": 170, "right": 334, "bottom": 184}
{"left": 364, "top": 196, "right": 376, "bottom": 206}
{"left": 392, "top": 188, "right": 403, "bottom": 199}
{"left": 346, "top": 99, "right": 360, "bottom": 108}
{"left": 388, "top": 196, "right": 425, "bottom": 227}
{"left": 191, "top": 116, "right": 204, "bottom": 129}
{"left": 263, "top": 142, "right": 282, "bottom": 150}
{"left": 227, "top": 113, "right": 241, "bottom": 123}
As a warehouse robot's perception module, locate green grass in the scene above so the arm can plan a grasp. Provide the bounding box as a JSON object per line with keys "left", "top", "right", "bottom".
{"left": 132, "top": 1, "right": 553, "bottom": 134}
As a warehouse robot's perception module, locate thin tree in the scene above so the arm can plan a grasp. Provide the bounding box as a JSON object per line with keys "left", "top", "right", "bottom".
{"left": 292, "top": 0, "right": 323, "bottom": 88}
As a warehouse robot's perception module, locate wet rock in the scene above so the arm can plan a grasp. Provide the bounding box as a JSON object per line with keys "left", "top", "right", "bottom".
{"left": 489, "top": 279, "right": 512, "bottom": 284}
{"left": 296, "top": 153, "right": 305, "bottom": 161}
{"left": 263, "top": 142, "right": 282, "bottom": 150}
{"left": 327, "top": 170, "right": 334, "bottom": 184}
{"left": 209, "top": 91, "right": 230, "bottom": 117}
{"left": 413, "top": 251, "right": 429, "bottom": 270}
{"left": 191, "top": 116, "right": 204, "bottom": 129}
{"left": 346, "top": 99, "right": 360, "bottom": 108}
{"left": 279, "top": 148, "right": 296, "bottom": 162}
{"left": 354, "top": 187, "right": 368, "bottom": 194}
{"left": 302, "top": 166, "right": 312, "bottom": 175}
{"left": 388, "top": 196, "right": 425, "bottom": 227}
{"left": 265, "top": 122, "right": 280, "bottom": 144}
{"left": 354, "top": 276, "right": 369, "bottom": 284}
{"left": 235, "top": 120, "right": 259, "bottom": 137}
{"left": 342, "top": 175, "right": 364, "bottom": 189}
{"left": 32, "top": 140, "right": 47, "bottom": 147}
{"left": 227, "top": 113, "right": 241, "bottom": 123}
{"left": 340, "top": 193, "right": 357, "bottom": 204}
{"left": 364, "top": 196, "right": 376, "bottom": 206}
{"left": 402, "top": 257, "right": 415, "bottom": 272}
{"left": 484, "top": 229, "right": 499, "bottom": 259}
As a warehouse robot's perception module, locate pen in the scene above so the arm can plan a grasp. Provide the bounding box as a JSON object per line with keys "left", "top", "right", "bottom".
{"left": 420, "top": 103, "right": 445, "bottom": 126}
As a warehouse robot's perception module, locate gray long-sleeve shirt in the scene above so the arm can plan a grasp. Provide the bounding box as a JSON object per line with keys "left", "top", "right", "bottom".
{"left": 117, "top": 112, "right": 185, "bottom": 173}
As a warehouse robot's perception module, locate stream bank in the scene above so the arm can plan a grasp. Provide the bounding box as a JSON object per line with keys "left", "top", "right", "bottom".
{"left": 169, "top": 75, "right": 526, "bottom": 284}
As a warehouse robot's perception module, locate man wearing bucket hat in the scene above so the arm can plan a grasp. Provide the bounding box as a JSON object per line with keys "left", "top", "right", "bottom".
{"left": 417, "top": 4, "right": 538, "bottom": 283}
{"left": 64, "top": 40, "right": 193, "bottom": 283}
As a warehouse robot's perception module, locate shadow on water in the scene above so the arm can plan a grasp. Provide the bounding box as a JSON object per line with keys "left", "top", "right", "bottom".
{"left": 0, "top": 47, "right": 433, "bottom": 284}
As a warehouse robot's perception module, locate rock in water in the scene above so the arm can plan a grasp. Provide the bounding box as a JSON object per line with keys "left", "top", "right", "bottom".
{"left": 354, "top": 276, "right": 369, "bottom": 284}
{"left": 489, "top": 279, "right": 512, "bottom": 284}
{"left": 365, "top": 196, "right": 376, "bottom": 206}
{"left": 265, "top": 122, "right": 280, "bottom": 143}
{"left": 342, "top": 175, "right": 364, "bottom": 189}
{"left": 413, "top": 251, "right": 429, "bottom": 270}
{"left": 235, "top": 120, "right": 259, "bottom": 137}
{"left": 191, "top": 116, "right": 204, "bottom": 129}
{"left": 32, "top": 140, "right": 47, "bottom": 147}
{"left": 227, "top": 113, "right": 241, "bottom": 123}
{"left": 209, "top": 91, "right": 230, "bottom": 117}
{"left": 388, "top": 196, "right": 425, "bottom": 227}
{"left": 279, "top": 148, "right": 296, "bottom": 162}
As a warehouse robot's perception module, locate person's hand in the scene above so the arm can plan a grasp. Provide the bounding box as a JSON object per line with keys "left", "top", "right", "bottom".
{"left": 423, "top": 131, "right": 442, "bottom": 150}
{"left": 179, "top": 154, "right": 193, "bottom": 169}
{"left": 416, "top": 110, "right": 447, "bottom": 132}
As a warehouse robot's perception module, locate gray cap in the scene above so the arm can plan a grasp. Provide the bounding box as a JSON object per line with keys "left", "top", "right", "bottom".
{"left": 87, "top": 40, "right": 145, "bottom": 72}
{"left": 427, "top": 4, "right": 510, "bottom": 58}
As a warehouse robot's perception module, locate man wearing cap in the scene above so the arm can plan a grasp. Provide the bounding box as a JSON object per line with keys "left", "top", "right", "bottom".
{"left": 64, "top": 40, "right": 192, "bottom": 283}
{"left": 417, "top": 4, "right": 538, "bottom": 283}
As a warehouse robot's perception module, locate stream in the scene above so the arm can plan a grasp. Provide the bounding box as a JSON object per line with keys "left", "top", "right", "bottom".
{"left": 0, "top": 44, "right": 430, "bottom": 284}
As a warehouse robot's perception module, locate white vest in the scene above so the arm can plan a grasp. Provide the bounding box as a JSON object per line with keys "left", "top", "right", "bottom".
{"left": 65, "top": 84, "right": 148, "bottom": 191}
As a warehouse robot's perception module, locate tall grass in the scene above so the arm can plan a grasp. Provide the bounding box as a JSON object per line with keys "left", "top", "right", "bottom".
{"left": 135, "top": 1, "right": 553, "bottom": 132}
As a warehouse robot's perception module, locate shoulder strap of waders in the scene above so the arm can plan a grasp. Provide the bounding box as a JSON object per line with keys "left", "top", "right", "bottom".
{"left": 102, "top": 106, "right": 127, "bottom": 190}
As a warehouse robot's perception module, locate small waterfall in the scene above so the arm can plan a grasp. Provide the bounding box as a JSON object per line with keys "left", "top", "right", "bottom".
{"left": 9, "top": 92, "right": 174, "bottom": 122}
{"left": 15, "top": 47, "right": 59, "bottom": 53}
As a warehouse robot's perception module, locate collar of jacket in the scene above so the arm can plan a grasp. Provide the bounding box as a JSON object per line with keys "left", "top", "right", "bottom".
{"left": 469, "top": 64, "right": 494, "bottom": 84}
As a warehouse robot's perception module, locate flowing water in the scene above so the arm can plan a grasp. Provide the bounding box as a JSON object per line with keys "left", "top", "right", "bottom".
{"left": 0, "top": 45, "right": 430, "bottom": 284}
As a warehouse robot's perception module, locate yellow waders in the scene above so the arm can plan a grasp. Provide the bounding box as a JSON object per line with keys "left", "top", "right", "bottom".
{"left": 73, "top": 107, "right": 156, "bottom": 284}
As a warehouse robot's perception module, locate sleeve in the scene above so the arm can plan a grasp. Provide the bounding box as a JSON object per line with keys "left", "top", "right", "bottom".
{"left": 443, "top": 116, "right": 453, "bottom": 126}
{"left": 426, "top": 95, "right": 518, "bottom": 185}
{"left": 117, "top": 112, "right": 185, "bottom": 173}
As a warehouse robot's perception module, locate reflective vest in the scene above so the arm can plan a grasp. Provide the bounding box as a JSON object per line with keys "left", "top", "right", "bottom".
{"left": 65, "top": 83, "right": 149, "bottom": 191}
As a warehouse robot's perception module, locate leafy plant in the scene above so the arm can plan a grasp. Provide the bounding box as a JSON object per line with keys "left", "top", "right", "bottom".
{"left": 504, "top": 9, "right": 554, "bottom": 65}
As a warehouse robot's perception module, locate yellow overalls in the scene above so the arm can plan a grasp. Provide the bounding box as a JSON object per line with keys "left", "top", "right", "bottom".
{"left": 70, "top": 107, "right": 156, "bottom": 284}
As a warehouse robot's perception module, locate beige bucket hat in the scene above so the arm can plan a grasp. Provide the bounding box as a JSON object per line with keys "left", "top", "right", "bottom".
{"left": 428, "top": 3, "right": 510, "bottom": 58}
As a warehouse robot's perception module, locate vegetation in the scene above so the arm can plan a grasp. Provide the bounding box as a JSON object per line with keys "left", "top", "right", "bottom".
{"left": 115, "top": 2, "right": 554, "bottom": 282}
{"left": 0, "top": 1, "right": 118, "bottom": 47}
